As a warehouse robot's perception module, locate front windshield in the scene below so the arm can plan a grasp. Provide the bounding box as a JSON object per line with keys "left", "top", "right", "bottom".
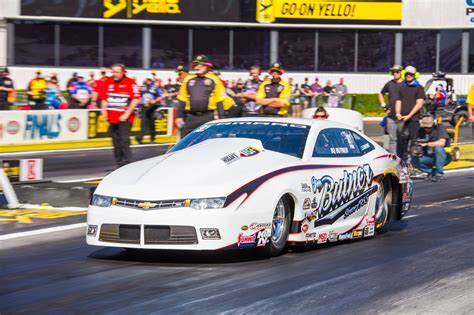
{"left": 170, "top": 121, "right": 310, "bottom": 158}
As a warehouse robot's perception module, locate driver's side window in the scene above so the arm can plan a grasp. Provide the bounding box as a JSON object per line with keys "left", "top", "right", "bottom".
{"left": 313, "top": 128, "right": 361, "bottom": 157}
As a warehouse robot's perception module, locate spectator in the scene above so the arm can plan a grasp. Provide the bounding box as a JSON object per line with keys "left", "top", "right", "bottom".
{"left": 310, "top": 78, "right": 323, "bottom": 107}
{"left": 290, "top": 83, "right": 303, "bottom": 118}
{"left": 333, "top": 77, "right": 348, "bottom": 107}
{"left": 69, "top": 74, "right": 92, "bottom": 109}
{"left": 240, "top": 65, "right": 262, "bottom": 117}
{"left": 395, "top": 66, "right": 425, "bottom": 161}
{"left": 379, "top": 64, "right": 403, "bottom": 154}
{"left": 0, "top": 67, "right": 14, "bottom": 111}
{"left": 163, "top": 78, "right": 179, "bottom": 107}
{"left": 256, "top": 62, "right": 291, "bottom": 117}
{"left": 135, "top": 75, "right": 163, "bottom": 144}
{"left": 27, "top": 70, "right": 48, "bottom": 110}
{"left": 87, "top": 72, "right": 97, "bottom": 90}
{"left": 467, "top": 84, "right": 474, "bottom": 123}
{"left": 313, "top": 106, "right": 329, "bottom": 120}
{"left": 428, "top": 84, "right": 447, "bottom": 114}
{"left": 300, "top": 77, "right": 312, "bottom": 109}
{"left": 411, "top": 115, "right": 451, "bottom": 182}
{"left": 91, "top": 67, "right": 109, "bottom": 109}
{"left": 44, "top": 78, "right": 63, "bottom": 109}
{"left": 322, "top": 80, "right": 334, "bottom": 105}
{"left": 98, "top": 64, "right": 141, "bottom": 167}
{"left": 66, "top": 72, "right": 78, "bottom": 92}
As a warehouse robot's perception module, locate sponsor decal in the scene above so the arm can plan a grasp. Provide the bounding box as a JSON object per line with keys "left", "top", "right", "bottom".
{"left": 137, "top": 201, "right": 157, "bottom": 209}
{"left": 328, "top": 231, "right": 338, "bottom": 242}
{"left": 67, "top": 117, "right": 80, "bottom": 132}
{"left": 366, "top": 217, "right": 375, "bottom": 225}
{"left": 352, "top": 229, "right": 363, "bottom": 239}
{"left": 305, "top": 232, "right": 317, "bottom": 241}
{"left": 240, "top": 146, "right": 260, "bottom": 157}
{"left": 238, "top": 233, "right": 256, "bottom": 247}
{"left": 364, "top": 224, "right": 375, "bottom": 237}
{"left": 310, "top": 164, "right": 374, "bottom": 219}
{"left": 221, "top": 152, "right": 240, "bottom": 164}
{"left": 304, "top": 210, "right": 319, "bottom": 221}
{"left": 241, "top": 225, "right": 249, "bottom": 231}
{"left": 301, "top": 183, "right": 311, "bottom": 193}
{"left": 6, "top": 121, "right": 20, "bottom": 135}
{"left": 317, "top": 232, "right": 328, "bottom": 244}
{"left": 467, "top": 0, "right": 474, "bottom": 23}
{"left": 311, "top": 197, "right": 317, "bottom": 209}
{"left": 338, "top": 232, "right": 352, "bottom": 241}
{"left": 343, "top": 194, "right": 370, "bottom": 219}
{"left": 204, "top": 79, "right": 212, "bottom": 86}
{"left": 301, "top": 222, "right": 310, "bottom": 233}
{"left": 250, "top": 222, "right": 272, "bottom": 230}
{"left": 256, "top": 229, "right": 271, "bottom": 247}
{"left": 303, "top": 198, "right": 311, "bottom": 210}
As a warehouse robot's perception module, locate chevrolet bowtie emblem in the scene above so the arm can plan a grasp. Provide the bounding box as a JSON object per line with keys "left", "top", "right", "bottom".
{"left": 137, "top": 202, "right": 157, "bottom": 209}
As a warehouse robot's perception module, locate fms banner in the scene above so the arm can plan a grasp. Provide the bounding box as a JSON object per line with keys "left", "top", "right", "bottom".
{"left": 256, "top": 0, "right": 402, "bottom": 25}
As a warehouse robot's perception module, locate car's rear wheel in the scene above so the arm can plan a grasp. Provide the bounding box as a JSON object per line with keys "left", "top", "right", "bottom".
{"left": 375, "top": 178, "right": 392, "bottom": 231}
{"left": 269, "top": 197, "right": 291, "bottom": 257}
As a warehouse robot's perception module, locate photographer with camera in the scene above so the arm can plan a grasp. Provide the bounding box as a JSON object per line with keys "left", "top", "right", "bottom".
{"left": 411, "top": 115, "right": 451, "bottom": 182}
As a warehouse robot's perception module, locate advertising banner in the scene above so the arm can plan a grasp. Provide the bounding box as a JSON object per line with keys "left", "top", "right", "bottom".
{"left": 0, "top": 110, "right": 88, "bottom": 145}
{"left": 21, "top": 0, "right": 401, "bottom": 25}
{"left": 87, "top": 107, "right": 174, "bottom": 139}
{"left": 256, "top": 0, "right": 402, "bottom": 25}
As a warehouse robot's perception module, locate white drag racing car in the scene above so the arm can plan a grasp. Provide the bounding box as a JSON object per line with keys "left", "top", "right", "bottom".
{"left": 87, "top": 118, "right": 413, "bottom": 256}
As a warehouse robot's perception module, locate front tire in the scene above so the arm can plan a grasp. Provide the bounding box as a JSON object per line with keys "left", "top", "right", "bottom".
{"left": 375, "top": 178, "right": 392, "bottom": 231}
{"left": 269, "top": 197, "right": 291, "bottom": 257}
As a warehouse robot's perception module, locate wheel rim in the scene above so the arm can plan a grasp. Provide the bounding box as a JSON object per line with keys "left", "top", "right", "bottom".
{"left": 375, "top": 181, "right": 391, "bottom": 229}
{"left": 272, "top": 199, "right": 287, "bottom": 243}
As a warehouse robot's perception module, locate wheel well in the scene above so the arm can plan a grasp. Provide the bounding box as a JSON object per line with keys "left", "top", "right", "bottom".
{"left": 384, "top": 174, "right": 402, "bottom": 221}
{"left": 282, "top": 193, "right": 295, "bottom": 222}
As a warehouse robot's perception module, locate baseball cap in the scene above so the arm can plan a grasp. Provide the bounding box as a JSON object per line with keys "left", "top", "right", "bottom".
{"left": 269, "top": 62, "right": 284, "bottom": 74}
{"left": 35, "top": 69, "right": 42, "bottom": 75}
{"left": 0, "top": 67, "right": 8, "bottom": 73}
{"left": 77, "top": 73, "right": 86, "bottom": 78}
{"left": 404, "top": 66, "right": 417, "bottom": 75}
{"left": 175, "top": 65, "right": 188, "bottom": 73}
{"left": 145, "top": 74, "right": 154, "bottom": 80}
{"left": 390, "top": 64, "right": 403, "bottom": 71}
{"left": 420, "top": 115, "right": 434, "bottom": 128}
{"left": 192, "top": 54, "right": 212, "bottom": 67}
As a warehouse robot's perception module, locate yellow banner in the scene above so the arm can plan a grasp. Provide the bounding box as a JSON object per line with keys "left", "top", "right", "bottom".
{"left": 256, "top": 0, "right": 402, "bottom": 23}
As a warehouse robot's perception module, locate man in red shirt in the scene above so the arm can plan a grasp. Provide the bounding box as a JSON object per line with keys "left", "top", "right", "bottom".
{"left": 98, "top": 64, "right": 141, "bottom": 167}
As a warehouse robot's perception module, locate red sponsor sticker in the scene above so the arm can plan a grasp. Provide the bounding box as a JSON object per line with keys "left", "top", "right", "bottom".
{"left": 301, "top": 223, "right": 309, "bottom": 233}
{"left": 68, "top": 117, "right": 81, "bottom": 132}
{"left": 6, "top": 121, "right": 20, "bottom": 135}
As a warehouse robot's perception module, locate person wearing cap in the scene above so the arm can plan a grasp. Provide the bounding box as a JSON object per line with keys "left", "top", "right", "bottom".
{"left": 175, "top": 55, "right": 226, "bottom": 136}
{"left": 66, "top": 72, "right": 78, "bottom": 93}
{"left": 467, "top": 84, "right": 474, "bottom": 123}
{"left": 27, "top": 70, "right": 48, "bottom": 110}
{"left": 0, "top": 67, "right": 14, "bottom": 111}
{"left": 379, "top": 64, "right": 403, "bottom": 154}
{"left": 411, "top": 115, "right": 451, "bottom": 182}
{"left": 91, "top": 67, "right": 110, "bottom": 109}
{"left": 69, "top": 74, "right": 93, "bottom": 109}
{"left": 333, "top": 78, "right": 348, "bottom": 108}
{"left": 135, "top": 75, "right": 164, "bottom": 144}
{"left": 256, "top": 63, "right": 291, "bottom": 117}
{"left": 395, "top": 65, "right": 425, "bottom": 161}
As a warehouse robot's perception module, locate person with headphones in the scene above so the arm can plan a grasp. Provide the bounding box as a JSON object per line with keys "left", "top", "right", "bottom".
{"left": 175, "top": 55, "right": 226, "bottom": 137}
{"left": 98, "top": 64, "right": 141, "bottom": 167}
{"left": 256, "top": 63, "right": 291, "bottom": 117}
{"left": 395, "top": 65, "right": 425, "bottom": 162}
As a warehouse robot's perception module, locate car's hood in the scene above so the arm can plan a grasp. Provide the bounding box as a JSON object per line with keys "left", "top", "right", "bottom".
{"left": 95, "top": 138, "right": 299, "bottom": 200}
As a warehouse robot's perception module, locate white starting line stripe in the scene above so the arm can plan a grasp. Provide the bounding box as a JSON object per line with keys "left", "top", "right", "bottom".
{"left": 56, "top": 177, "right": 104, "bottom": 184}
{"left": 403, "top": 214, "right": 419, "bottom": 219}
{"left": 0, "top": 222, "right": 87, "bottom": 241}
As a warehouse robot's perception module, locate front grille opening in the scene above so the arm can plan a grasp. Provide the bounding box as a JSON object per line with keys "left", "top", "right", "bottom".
{"left": 99, "top": 224, "right": 140, "bottom": 244}
{"left": 144, "top": 225, "right": 198, "bottom": 245}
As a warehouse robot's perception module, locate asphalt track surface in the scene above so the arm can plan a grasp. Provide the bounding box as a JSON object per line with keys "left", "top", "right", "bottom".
{"left": 1, "top": 172, "right": 473, "bottom": 314}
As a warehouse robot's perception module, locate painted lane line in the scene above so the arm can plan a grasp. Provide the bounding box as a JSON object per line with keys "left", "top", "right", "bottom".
{"left": 445, "top": 167, "right": 474, "bottom": 174}
{"left": 56, "top": 177, "right": 104, "bottom": 184}
{"left": 17, "top": 204, "right": 88, "bottom": 211}
{"left": 0, "top": 143, "right": 173, "bottom": 157}
{"left": 403, "top": 214, "right": 419, "bottom": 219}
{"left": 0, "top": 222, "right": 86, "bottom": 241}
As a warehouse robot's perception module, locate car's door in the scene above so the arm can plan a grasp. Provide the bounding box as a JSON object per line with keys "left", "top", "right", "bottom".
{"left": 306, "top": 127, "right": 377, "bottom": 238}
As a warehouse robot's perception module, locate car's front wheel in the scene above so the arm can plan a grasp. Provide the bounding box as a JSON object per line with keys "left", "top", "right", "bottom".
{"left": 269, "top": 197, "right": 291, "bottom": 257}
{"left": 375, "top": 177, "right": 392, "bottom": 231}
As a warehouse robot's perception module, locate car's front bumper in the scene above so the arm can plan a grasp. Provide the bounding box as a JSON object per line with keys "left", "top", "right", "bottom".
{"left": 86, "top": 204, "right": 272, "bottom": 250}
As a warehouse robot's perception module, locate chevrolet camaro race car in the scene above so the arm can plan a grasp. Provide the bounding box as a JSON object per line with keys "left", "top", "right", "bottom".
{"left": 87, "top": 118, "right": 413, "bottom": 256}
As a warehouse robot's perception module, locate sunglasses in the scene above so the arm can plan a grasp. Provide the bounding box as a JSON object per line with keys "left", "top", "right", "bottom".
{"left": 405, "top": 72, "right": 415, "bottom": 76}
{"left": 314, "top": 115, "right": 327, "bottom": 119}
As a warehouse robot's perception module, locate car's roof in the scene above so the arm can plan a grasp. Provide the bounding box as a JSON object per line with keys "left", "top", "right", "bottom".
{"left": 213, "top": 117, "right": 355, "bottom": 130}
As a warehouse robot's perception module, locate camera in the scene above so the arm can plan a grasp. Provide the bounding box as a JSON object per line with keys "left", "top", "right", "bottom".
{"left": 410, "top": 139, "right": 428, "bottom": 157}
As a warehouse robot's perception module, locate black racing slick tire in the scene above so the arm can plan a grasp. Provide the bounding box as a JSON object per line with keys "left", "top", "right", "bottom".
{"left": 269, "top": 197, "right": 291, "bottom": 257}
{"left": 375, "top": 177, "right": 392, "bottom": 232}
